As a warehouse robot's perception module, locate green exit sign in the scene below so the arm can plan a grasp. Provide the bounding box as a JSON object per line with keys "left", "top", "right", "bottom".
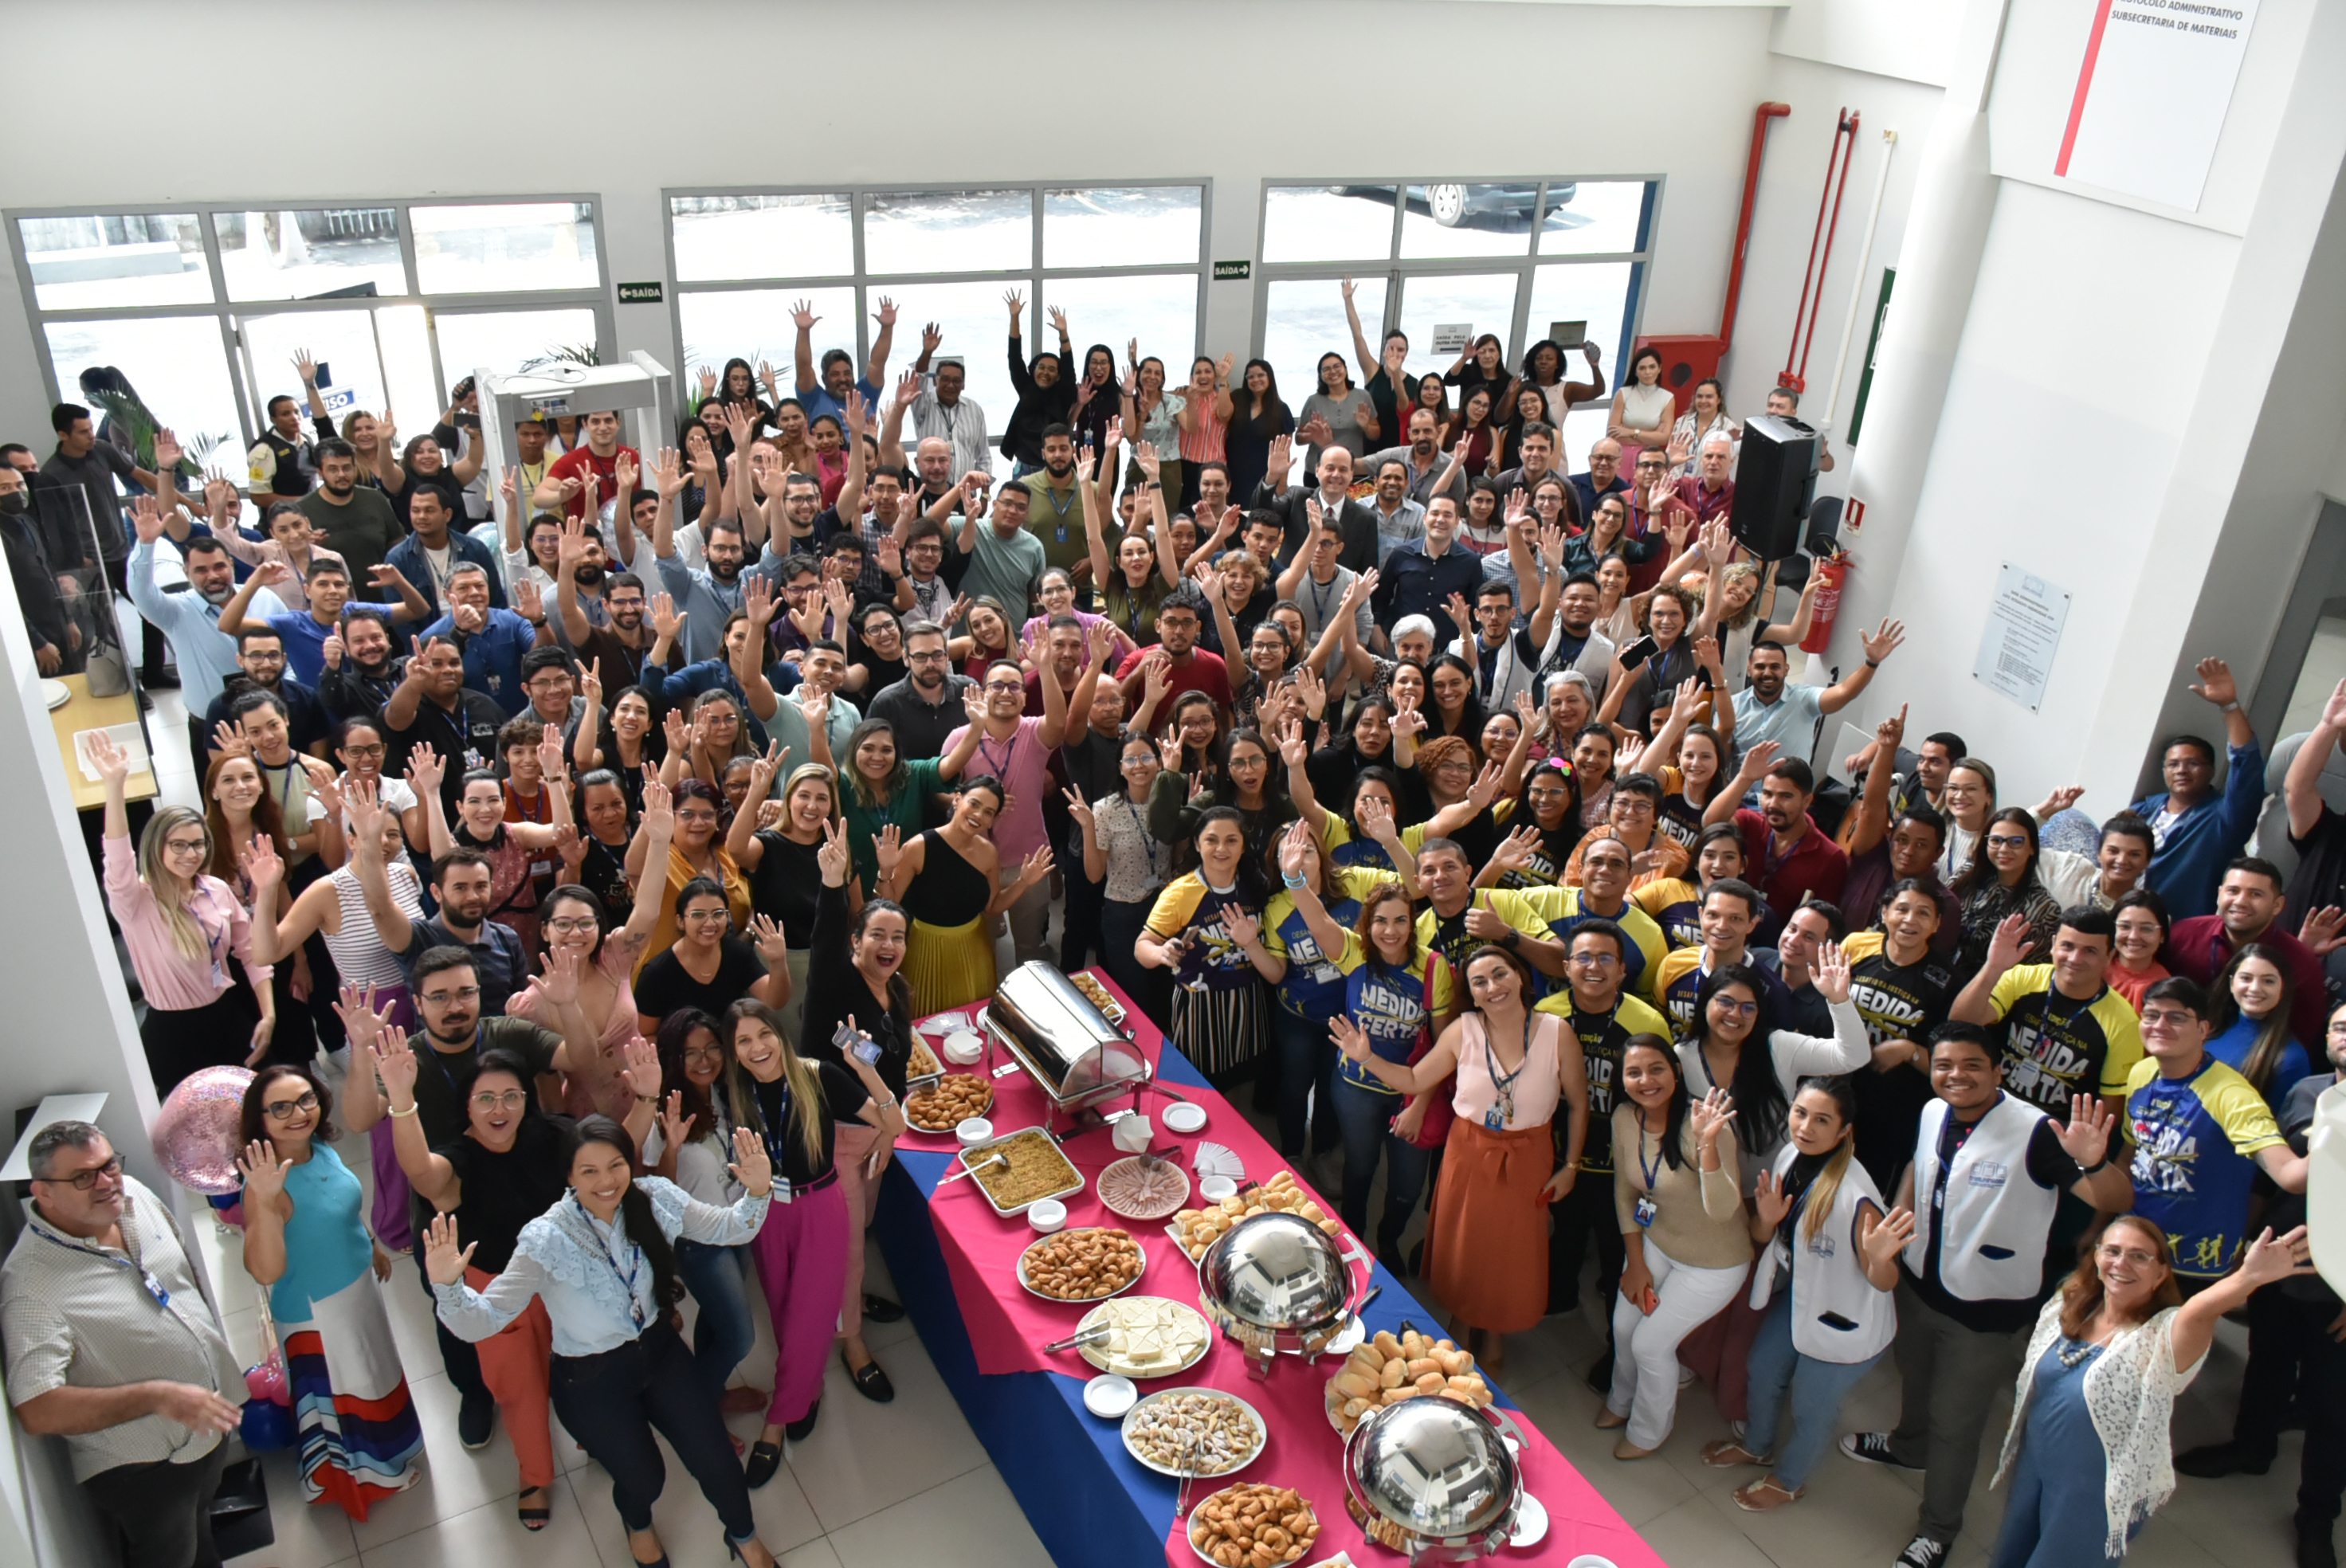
{"left": 617, "top": 280, "right": 663, "bottom": 304}
{"left": 1212, "top": 260, "right": 1250, "bottom": 281}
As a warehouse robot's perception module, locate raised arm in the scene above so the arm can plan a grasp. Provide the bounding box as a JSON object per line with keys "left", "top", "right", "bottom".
{"left": 1843, "top": 705, "right": 1907, "bottom": 857}
{"left": 2286, "top": 679, "right": 2346, "bottom": 841}
{"left": 1336, "top": 1013, "right": 1463, "bottom": 1097}
{"left": 791, "top": 299, "right": 822, "bottom": 395}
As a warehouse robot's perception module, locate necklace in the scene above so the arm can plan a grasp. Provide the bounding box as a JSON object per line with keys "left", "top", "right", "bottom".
{"left": 1482, "top": 1013, "right": 1530, "bottom": 1127}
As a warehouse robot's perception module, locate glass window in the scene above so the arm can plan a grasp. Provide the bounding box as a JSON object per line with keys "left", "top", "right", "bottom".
{"left": 678, "top": 288, "right": 861, "bottom": 404}
{"left": 44, "top": 316, "right": 244, "bottom": 472}
{"left": 213, "top": 209, "right": 406, "bottom": 302}
{"left": 434, "top": 309, "right": 602, "bottom": 403}
{"left": 1536, "top": 182, "right": 1650, "bottom": 257}
{"left": 1524, "top": 262, "right": 1638, "bottom": 465}
{"left": 669, "top": 194, "right": 853, "bottom": 282}
{"left": 20, "top": 214, "right": 210, "bottom": 310}
{"left": 1396, "top": 273, "right": 1522, "bottom": 394}
{"left": 1044, "top": 187, "right": 1202, "bottom": 269}
{"left": 1261, "top": 276, "right": 1386, "bottom": 420}
{"left": 861, "top": 190, "right": 1032, "bottom": 276}
{"left": 411, "top": 202, "right": 598, "bottom": 294}
{"left": 1398, "top": 185, "right": 1540, "bottom": 261}
{"left": 372, "top": 306, "right": 442, "bottom": 436}
{"left": 1039, "top": 272, "right": 1200, "bottom": 385}
{"left": 1261, "top": 187, "right": 1396, "bottom": 265}
{"left": 858, "top": 281, "right": 1025, "bottom": 452}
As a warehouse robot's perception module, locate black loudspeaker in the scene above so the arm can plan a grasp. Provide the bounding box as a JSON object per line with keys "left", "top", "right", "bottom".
{"left": 1804, "top": 493, "right": 1845, "bottom": 559}
{"left": 1729, "top": 413, "right": 1817, "bottom": 561}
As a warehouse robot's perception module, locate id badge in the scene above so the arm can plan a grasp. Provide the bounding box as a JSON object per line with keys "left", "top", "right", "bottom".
{"left": 773, "top": 1178, "right": 793, "bottom": 1205}
{"left": 1633, "top": 1194, "right": 1658, "bottom": 1229}
{"left": 1484, "top": 1107, "right": 1505, "bottom": 1131}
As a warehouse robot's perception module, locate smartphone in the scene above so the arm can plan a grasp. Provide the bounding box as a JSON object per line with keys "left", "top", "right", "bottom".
{"left": 314, "top": 361, "right": 332, "bottom": 390}
{"left": 1618, "top": 634, "right": 1659, "bottom": 671}
{"left": 835, "top": 1021, "right": 881, "bottom": 1066}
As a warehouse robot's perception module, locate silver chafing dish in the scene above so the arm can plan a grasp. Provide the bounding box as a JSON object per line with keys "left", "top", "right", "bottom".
{"left": 981, "top": 962, "right": 1152, "bottom": 1135}
{"left": 1342, "top": 1396, "right": 1522, "bottom": 1562}
{"left": 1196, "top": 1210, "right": 1371, "bottom": 1380}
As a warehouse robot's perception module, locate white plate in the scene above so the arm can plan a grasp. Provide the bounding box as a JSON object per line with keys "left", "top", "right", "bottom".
{"left": 1512, "top": 1493, "right": 1550, "bottom": 1547}
{"left": 1084, "top": 1374, "right": 1137, "bottom": 1418}
{"left": 1184, "top": 1484, "right": 1320, "bottom": 1565}
{"left": 1163, "top": 1101, "right": 1208, "bottom": 1135}
{"left": 1016, "top": 1228, "right": 1148, "bottom": 1303}
{"left": 1076, "top": 1296, "right": 1214, "bottom": 1380}
{"left": 1097, "top": 1155, "right": 1192, "bottom": 1221}
{"left": 920, "top": 1012, "right": 970, "bottom": 1036}
{"left": 39, "top": 679, "right": 70, "bottom": 711}
{"left": 1122, "top": 1388, "right": 1267, "bottom": 1480}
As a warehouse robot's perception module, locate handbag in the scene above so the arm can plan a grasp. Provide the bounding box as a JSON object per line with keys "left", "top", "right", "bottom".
{"left": 1396, "top": 952, "right": 1457, "bottom": 1151}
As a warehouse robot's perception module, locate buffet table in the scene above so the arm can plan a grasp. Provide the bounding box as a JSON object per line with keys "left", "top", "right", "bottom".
{"left": 872, "top": 969, "right": 1665, "bottom": 1568}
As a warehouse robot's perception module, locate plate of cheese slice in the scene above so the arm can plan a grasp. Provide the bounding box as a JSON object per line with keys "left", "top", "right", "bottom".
{"left": 1075, "top": 1295, "right": 1213, "bottom": 1380}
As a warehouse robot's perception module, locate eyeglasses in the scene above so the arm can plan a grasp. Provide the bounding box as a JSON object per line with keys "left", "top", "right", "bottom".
{"left": 683, "top": 1043, "right": 727, "bottom": 1061}
{"left": 264, "top": 1091, "right": 320, "bottom": 1120}
{"left": 1985, "top": 833, "right": 2030, "bottom": 850}
{"left": 2096, "top": 1244, "right": 2162, "bottom": 1268}
{"left": 471, "top": 1088, "right": 529, "bottom": 1112}
{"left": 546, "top": 916, "right": 600, "bottom": 935}
{"left": 341, "top": 743, "right": 385, "bottom": 759}
{"left": 1712, "top": 998, "right": 1760, "bottom": 1018}
{"left": 162, "top": 837, "right": 210, "bottom": 856}
{"left": 44, "top": 1154, "right": 124, "bottom": 1191}
{"left": 682, "top": 908, "right": 729, "bottom": 923}
{"left": 907, "top": 650, "right": 949, "bottom": 663}
{"left": 2140, "top": 1008, "right": 2195, "bottom": 1029}
{"left": 1569, "top": 953, "right": 1620, "bottom": 969}
{"left": 422, "top": 986, "right": 481, "bottom": 1005}
{"left": 983, "top": 680, "right": 1024, "bottom": 693}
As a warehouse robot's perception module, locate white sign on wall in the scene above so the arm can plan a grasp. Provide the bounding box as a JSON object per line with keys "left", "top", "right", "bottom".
{"left": 1973, "top": 564, "right": 2072, "bottom": 711}
{"left": 1430, "top": 323, "right": 1473, "bottom": 356}
{"left": 2055, "top": 0, "right": 2262, "bottom": 210}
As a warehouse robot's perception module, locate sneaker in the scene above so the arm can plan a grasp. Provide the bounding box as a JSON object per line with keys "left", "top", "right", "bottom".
{"left": 1893, "top": 1536, "right": 1950, "bottom": 1568}
{"left": 457, "top": 1388, "right": 495, "bottom": 1450}
{"left": 2174, "top": 1440, "right": 2273, "bottom": 1478}
{"left": 1841, "top": 1431, "right": 1924, "bottom": 1472}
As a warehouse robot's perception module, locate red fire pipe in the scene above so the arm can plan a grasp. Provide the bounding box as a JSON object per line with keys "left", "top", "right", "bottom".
{"left": 1716, "top": 102, "right": 1790, "bottom": 355}
{"left": 1783, "top": 109, "right": 1860, "bottom": 394}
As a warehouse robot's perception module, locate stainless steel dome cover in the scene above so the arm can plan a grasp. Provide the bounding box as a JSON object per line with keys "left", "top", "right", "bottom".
{"left": 1196, "top": 1210, "right": 1353, "bottom": 1334}
{"left": 1343, "top": 1395, "right": 1520, "bottom": 1549}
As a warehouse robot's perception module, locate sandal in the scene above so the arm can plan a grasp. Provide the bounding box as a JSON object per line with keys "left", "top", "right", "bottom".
{"left": 517, "top": 1485, "right": 552, "bottom": 1531}
{"left": 1733, "top": 1477, "right": 1805, "bottom": 1512}
{"left": 1701, "top": 1441, "right": 1769, "bottom": 1468}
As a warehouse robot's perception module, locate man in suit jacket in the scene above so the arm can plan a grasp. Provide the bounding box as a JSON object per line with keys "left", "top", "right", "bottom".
{"left": 1248, "top": 433, "right": 1379, "bottom": 574}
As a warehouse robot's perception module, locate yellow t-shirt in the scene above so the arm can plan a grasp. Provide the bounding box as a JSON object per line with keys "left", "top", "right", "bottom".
{"left": 1984, "top": 964, "right": 2145, "bottom": 1114}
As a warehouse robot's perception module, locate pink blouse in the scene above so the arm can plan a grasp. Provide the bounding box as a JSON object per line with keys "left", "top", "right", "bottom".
{"left": 505, "top": 942, "right": 645, "bottom": 1123}
{"left": 1450, "top": 1012, "right": 1563, "bottom": 1130}
{"left": 102, "top": 834, "right": 270, "bottom": 1011}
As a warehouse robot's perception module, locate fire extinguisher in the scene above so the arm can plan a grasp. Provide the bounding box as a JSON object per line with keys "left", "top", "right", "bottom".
{"left": 1800, "top": 553, "right": 1849, "bottom": 655}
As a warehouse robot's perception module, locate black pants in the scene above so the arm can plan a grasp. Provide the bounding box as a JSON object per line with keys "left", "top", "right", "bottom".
{"left": 1548, "top": 1169, "right": 1624, "bottom": 1334}
{"left": 1059, "top": 860, "right": 1105, "bottom": 974}
{"left": 138, "top": 989, "right": 261, "bottom": 1097}
{"left": 412, "top": 1232, "right": 489, "bottom": 1408}
{"left": 83, "top": 1444, "right": 227, "bottom": 1568}
{"left": 551, "top": 1321, "right": 755, "bottom": 1543}
{"left": 2234, "top": 1285, "right": 2346, "bottom": 1522}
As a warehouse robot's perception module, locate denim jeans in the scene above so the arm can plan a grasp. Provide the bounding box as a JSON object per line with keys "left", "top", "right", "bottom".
{"left": 675, "top": 1238, "right": 758, "bottom": 1397}
{"left": 1270, "top": 1003, "right": 1340, "bottom": 1158}
{"left": 1332, "top": 1075, "right": 1433, "bottom": 1261}
{"left": 1743, "top": 1289, "right": 1885, "bottom": 1489}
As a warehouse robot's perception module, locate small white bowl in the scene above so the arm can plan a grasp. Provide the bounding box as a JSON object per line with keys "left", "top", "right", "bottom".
{"left": 1028, "top": 1198, "right": 1069, "bottom": 1233}
{"left": 942, "top": 1029, "right": 984, "bottom": 1064}
{"left": 1083, "top": 1373, "right": 1137, "bottom": 1418}
{"left": 955, "top": 1117, "right": 994, "bottom": 1148}
{"left": 1161, "top": 1101, "right": 1208, "bottom": 1135}
{"left": 1198, "top": 1175, "right": 1238, "bottom": 1203}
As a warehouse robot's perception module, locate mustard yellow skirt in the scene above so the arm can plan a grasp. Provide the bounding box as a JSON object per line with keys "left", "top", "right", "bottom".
{"left": 904, "top": 914, "right": 998, "bottom": 1017}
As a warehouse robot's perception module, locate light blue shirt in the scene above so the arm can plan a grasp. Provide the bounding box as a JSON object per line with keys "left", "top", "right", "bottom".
{"left": 654, "top": 551, "right": 746, "bottom": 666}
{"left": 125, "top": 539, "right": 286, "bottom": 713}
{"left": 433, "top": 1177, "right": 769, "bottom": 1358}
{"left": 1732, "top": 680, "right": 1827, "bottom": 759}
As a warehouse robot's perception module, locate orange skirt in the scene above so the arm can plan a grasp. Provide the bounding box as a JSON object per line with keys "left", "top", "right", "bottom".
{"left": 1426, "top": 1117, "right": 1554, "bottom": 1335}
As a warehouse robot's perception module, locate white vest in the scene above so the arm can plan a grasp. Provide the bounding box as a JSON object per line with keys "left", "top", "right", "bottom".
{"left": 1750, "top": 1144, "right": 1897, "bottom": 1363}
{"left": 1903, "top": 1093, "right": 2060, "bottom": 1303}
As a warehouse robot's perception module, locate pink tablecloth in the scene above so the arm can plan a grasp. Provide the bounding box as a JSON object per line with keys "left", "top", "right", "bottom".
{"left": 909, "top": 970, "right": 1664, "bottom": 1568}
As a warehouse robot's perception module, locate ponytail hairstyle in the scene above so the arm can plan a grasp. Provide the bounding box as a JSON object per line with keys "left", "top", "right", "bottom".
{"left": 719, "top": 1000, "right": 826, "bottom": 1170}
{"left": 565, "top": 1115, "right": 682, "bottom": 1312}
{"left": 1791, "top": 1075, "right": 1861, "bottom": 1243}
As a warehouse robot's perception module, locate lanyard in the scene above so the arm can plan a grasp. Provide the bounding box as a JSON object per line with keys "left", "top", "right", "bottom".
{"left": 1638, "top": 1125, "right": 1666, "bottom": 1191}
{"left": 1120, "top": 795, "right": 1167, "bottom": 887}
{"left": 36, "top": 1225, "right": 171, "bottom": 1310}
{"left": 258, "top": 759, "right": 300, "bottom": 821}
{"left": 1305, "top": 569, "right": 1340, "bottom": 629}
{"left": 568, "top": 1194, "right": 646, "bottom": 1327}
{"left": 978, "top": 727, "right": 1019, "bottom": 783}
{"left": 1482, "top": 1017, "right": 1529, "bottom": 1125}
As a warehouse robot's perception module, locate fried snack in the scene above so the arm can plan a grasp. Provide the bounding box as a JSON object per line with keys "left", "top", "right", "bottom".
{"left": 1188, "top": 1483, "right": 1320, "bottom": 1568}
{"left": 1345, "top": 1490, "right": 1414, "bottom": 1551}
{"left": 1020, "top": 1226, "right": 1144, "bottom": 1301}
{"left": 1098, "top": 1156, "right": 1191, "bottom": 1221}
{"left": 904, "top": 1072, "right": 993, "bottom": 1132}
{"left": 1069, "top": 971, "right": 1127, "bottom": 1021}
{"left": 965, "top": 1130, "right": 1081, "bottom": 1212}
{"left": 1168, "top": 1170, "right": 1341, "bottom": 1260}
{"left": 1324, "top": 1334, "right": 1494, "bottom": 1434}
{"left": 908, "top": 1038, "right": 940, "bottom": 1078}
{"left": 1124, "top": 1390, "right": 1261, "bottom": 1476}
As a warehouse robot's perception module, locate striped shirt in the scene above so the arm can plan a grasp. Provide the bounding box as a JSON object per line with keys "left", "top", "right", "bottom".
{"left": 101, "top": 835, "right": 269, "bottom": 1013}
{"left": 2, "top": 1176, "right": 242, "bottom": 1480}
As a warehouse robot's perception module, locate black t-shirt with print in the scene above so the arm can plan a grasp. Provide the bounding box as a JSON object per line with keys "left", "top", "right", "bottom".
{"left": 1845, "top": 936, "right": 1958, "bottom": 1190}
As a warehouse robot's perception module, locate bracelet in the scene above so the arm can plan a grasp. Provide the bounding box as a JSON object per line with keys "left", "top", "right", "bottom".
{"left": 1864, "top": 657, "right": 1880, "bottom": 668}
{"left": 1146, "top": 480, "right": 1163, "bottom": 490}
{"left": 2078, "top": 1149, "right": 2112, "bottom": 1175}
{"left": 386, "top": 1102, "right": 418, "bottom": 1119}
{"left": 1282, "top": 872, "right": 1308, "bottom": 888}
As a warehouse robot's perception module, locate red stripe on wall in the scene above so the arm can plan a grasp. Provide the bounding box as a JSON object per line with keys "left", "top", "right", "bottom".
{"left": 2057, "top": 0, "right": 2120, "bottom": 175}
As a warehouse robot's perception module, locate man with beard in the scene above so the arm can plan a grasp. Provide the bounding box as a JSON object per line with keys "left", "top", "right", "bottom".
{"left": 296, "top": 439, "right": 405, "bottom": 594}
{"left": 868, "top": 621, "right": 972, "bottom": 761}
{"left": 557, "top": 512, "right": 652, "bottom": 689}
{"left": 200, "top": 627, "right": 332, "bottom": 761}
{"left": 1493, "top": 422, "right": 1579, "bottom": 527}
{"left": 896, "top": 518, "right": 966, "bottom": 631}
{"left": 1532, "top": 570, "right": 1617, "bottom": 700}
{"left": 383, "top": 484, "right": 505, "bottom": 625}
{"left": 532, "top": 409, "right": 638, "bottom": 524}
{"left": 1712, "top": 752, "right": 1850, "bottom": 932}
{"left": 1254, "top": 435, "right": 1379, "bottom": 571}
{"left": 1112, "top": 588, "right": 1232, "bottom": 723}
{"left": 1731, "top": 631, "right": 1899, "bottom": 760}
{"left": 655, "top": 466, "right": 748, "bottom": 665}
{"left": 951, "top": 474, "right": 1045, "bottom": 621}
{"left": 382, "top": 637, "right": 508, "bottom": 814}
{"left": 127, "top": 495, "right": 286, "bottom": 756}
{"left": 218, "top": 554, "right": 426, "bottom": 688}
{"left": 1019, "top": 424, "right": 1100, "bottom": 580}
{"left": 1362, "top": 457, "right": 1426, "bottom": 570}
{"left": 318, "top": 606, "right": 405, "bottom": 720}
{"left": 943, "top": 647, "right": 1073, "bottom": 967}
{"left": 420, "top": 563, "right": 540, "bottom": 716}
{"left": 1363, "top": 407, "right": 1469, "bottom": 512}
{"left": 0, "top": 464, "right": 73, "bottom": 674}
{"left": 793, "top": 296, "right": 888, "bottom": 427}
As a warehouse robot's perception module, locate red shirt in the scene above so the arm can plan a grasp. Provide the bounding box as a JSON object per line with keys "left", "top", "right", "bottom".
{"left": 1735, "top": 807, "right": 1848, "bottom": 923}
{"left": 547, "top": 444, "right": 642, "bottom": 520}
{"left": 2165, "top": 915, "right": 2330, "bottom": 1050}
{"left": 1115, "top": 645, "right": 1234, "bottom": 726}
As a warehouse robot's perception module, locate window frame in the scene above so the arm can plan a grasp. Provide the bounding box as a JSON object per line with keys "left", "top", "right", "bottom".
{"left": 7, "top": 194, "right": 613, "bottom": 454}
{"left": 658, "top": 179, "right": 1212, "bottom": 406}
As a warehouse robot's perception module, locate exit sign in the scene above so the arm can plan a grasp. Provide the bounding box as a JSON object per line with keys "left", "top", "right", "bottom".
{"left": 617, "top": 280, "right": 663, "bottom": 304}
{"left": 1212, "top": 260, "right": 1250, "bottom": 281}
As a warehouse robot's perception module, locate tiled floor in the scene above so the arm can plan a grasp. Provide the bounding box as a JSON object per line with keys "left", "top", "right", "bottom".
{"left": 134, "top": 684, "right": 2327, "bottom": 1568}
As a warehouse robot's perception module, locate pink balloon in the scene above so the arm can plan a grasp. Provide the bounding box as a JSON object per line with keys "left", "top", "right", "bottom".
{"left": 150, "top": 1068, "right": 255, "bottom": 1195}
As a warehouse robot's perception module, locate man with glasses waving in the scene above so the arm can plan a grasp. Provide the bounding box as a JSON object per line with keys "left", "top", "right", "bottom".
{"left": 3, "top": 1120, "right": 243, "bottom": 1568}
{"left": 334, "top": 953, "right": 571, "bottom": 1455}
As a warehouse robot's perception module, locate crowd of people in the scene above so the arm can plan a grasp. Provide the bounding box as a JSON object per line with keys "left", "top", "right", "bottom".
{"left": 1, "top": 292, "right": 2339, "bottom": 1568}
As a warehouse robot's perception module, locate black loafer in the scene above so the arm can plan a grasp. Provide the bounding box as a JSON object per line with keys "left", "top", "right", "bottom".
{"left": 743, "top": 1440, "right": 783, "bottom": 1489}
{"left": 784, "top": 1400, "right": 821, "bottom": 1442}
{"left": 845, "top": 1347, "right": 896, "bottom": 1403}
{"left": 862, "top": 1293, "right": 906, "bottom": 1323}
